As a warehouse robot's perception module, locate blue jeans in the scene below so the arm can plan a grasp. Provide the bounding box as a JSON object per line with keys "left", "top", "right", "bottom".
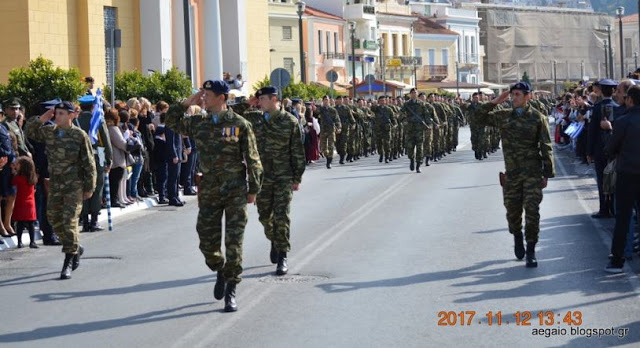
{"left": 128, "top": 162, "right": 143, "bottom": 198}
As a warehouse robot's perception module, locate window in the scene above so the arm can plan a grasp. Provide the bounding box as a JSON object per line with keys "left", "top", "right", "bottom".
{"left": 282, "top": 26, "right": 292, "bottom": 40}
{"left": 318, "top": 30, "right": 323, "bottom": 54}
{"left": 326, "top": 31, "right": 331, "bottom": 54}
{"left": 625, "top": 38, "right": 632, "bottom": 58}
{"left": 415, "top": 48, "right": 421, "bottom": 59}
{"left": 428, "top": 49, "right": 435, "bottom": 65}
{"left": 284, "top": 58, "right": 294, "bottom": 76}
{"left": 104, "top": 6, "right": 118, "bottom": 83}
{"left": 334, "top": 32, "right": 339, "bottom": 53}
{"left": 441, "top": 49, "right": 448, "bottom": 66}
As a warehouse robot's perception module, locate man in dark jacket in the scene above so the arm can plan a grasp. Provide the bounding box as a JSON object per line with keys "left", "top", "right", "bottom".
{"left": 586, "top": 79, "right": 618, "bottom": 218}
{"left": 604, "top": 85, "right": 640, "bottom": 273}
{"left": 165, "top": 122, "right": 184, "bottom": 207}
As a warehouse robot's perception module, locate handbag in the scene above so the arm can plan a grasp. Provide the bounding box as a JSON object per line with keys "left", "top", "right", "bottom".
{"left": 603, "top": 159, "right": 617, "bottom": 196}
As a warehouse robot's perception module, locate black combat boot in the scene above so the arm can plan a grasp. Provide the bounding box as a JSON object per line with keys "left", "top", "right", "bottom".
{"left": 474, "top": 151, "right": 480, "bottom": 160}
{"left": 90, "top": 214, "right": 104, "bottom": 232}
{"left": 384, "top": 156, "right": 389, "bottom": 163}
{"left": 28, "top": 228, "right": 38, "bottom": 249}
{"left": 81, "top": 214, "right": 90, "bottom": 232}
{"left": 60, "top": 254, "right": 74, "bottom": 280}
{"left": 72, "top": 245, "right": 84, "bottom": 271}
{"left": 483, "top": 152, "right": 488, "bottom": 159}
{"left": 379, "top": 154, "right": 383, "bottom": 163}
{"left": 513, "top": 233, "right": 525, "bottom": 260}
{"left": 525, "top": 242, "right": 537, "bottom": 268}
{"left": 425, "top": 157, "right": 430, "bottom": 166}
{"left": 326, "top": 157, "right": 332, "bottom": 169}
{"left": 339, "top": 154, "right": 345, "bottom": 164}
{"left": 214, "top": 271, "right": 226, "bottom": 300}
{"left": 276, "top": 252, "right": 288, "bottom": 276}
{"left": 270, "top": 242, "right": 277, "bottom": 264}
{"left": 409, "top": 159, "right": 415, "bottom": 171}
{"left": 224, "top": 283, "right": 238, "bottom": 312}
{"left": 416, "top": 163, "right": 421, "bottom": 173}
{"left": 16, "top": 226, "right": 23, "bottom": 248}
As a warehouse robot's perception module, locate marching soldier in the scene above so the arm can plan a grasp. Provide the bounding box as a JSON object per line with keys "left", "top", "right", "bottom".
{"left": 252, "top": 86, "right": 306, "bottom": 276}
{"left": 371, "top": 96, "right": 396, "bottom": 163}
{"left": 165, "top": 80, "right": 263, "bottom": 312}
{"left": 25, "top": 102, "right": 96, "bottom": 279}
{"left": 474, "top": 81, "right": 555, "bottom": 268}
{"left": 315, "top": 96, "right": 342, "bottom": 169}
{"left": 335, "top": 96, "right": 355, "bottom": 164}
{"left": 400, "top": 88, "right": 430, "bottom": 173}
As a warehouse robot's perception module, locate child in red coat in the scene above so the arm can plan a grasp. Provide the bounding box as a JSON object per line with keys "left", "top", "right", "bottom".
{"left": 11, "top": 156, "right": 38, "bottom": 248}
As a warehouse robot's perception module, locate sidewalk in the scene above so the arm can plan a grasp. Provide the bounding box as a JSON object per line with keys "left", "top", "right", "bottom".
{"left": 0, "top": 194, "right": 195, "bottom": 251}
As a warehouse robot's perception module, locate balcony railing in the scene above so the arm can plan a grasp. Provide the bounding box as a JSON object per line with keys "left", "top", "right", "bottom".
{"left": 324, "top": 52, "right": 345, "bottom": 60}
{"left": 462, "top": 54, "right": 479, "bottom": 65}
{"left": 420, "top": 65, "right": 449, "bottom": 81}
{"left": 344, "top": 1, "right": 376, "bottom": 20}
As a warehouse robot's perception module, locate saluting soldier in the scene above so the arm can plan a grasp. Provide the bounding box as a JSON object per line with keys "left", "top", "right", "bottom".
{"left": 474, "top": 82, "right": 555, "bottom": 268}
{"left": 165, "top": 80, "right": 263, "bottom": 312}
{"left": 25, "top": 102, "right": 96, "bottom": 279}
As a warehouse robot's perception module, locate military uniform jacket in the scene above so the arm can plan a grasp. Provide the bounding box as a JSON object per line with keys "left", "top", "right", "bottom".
{"left": 24, "top": 118, "right": 96, "bottom": 194}
{"left": 587, "top": 98, "right": 618, "bottom": 158}
{"left": 476, "top": 103, "right": 555, "bottom": 178}
{"left": 401, "top": 99, "right": 430, "bottom": 130}
{"left": 76, "top": 111, "right": 113, "bottom": 168}
{"left": 371, "top": 105, "right": 396, "bottom": 132}
{"left": 2, "top": 120, "right": 30, "bottom": 156}
{"left": 246, "top": 109, "right": 306, "bottom": 184}
{"left": 336, "top": 105, "right": 356, "bottom": 129}
{"left": 315, "top": 106, "right": 342, "bottom": 134}
{"left": 165, "top": 104, "right": 263, "bottom": 195}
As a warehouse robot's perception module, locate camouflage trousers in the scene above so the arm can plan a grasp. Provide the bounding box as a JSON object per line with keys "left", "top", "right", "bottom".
{"left": 452, "top": 124, "right": 460, "bottom": 148}
{"left": 423, "top": 128, "right": 433, "bottom": 160}
{"left": 405, "top": 126, "right": 425, "bottom": 163}
{"left": 197, "top": 177, "right": 248, "bottom": 284}
{"left": 257, "top": 178, "right": 294, "bottom": 252}
{"left": 319, "top": 132, "right": 336, "bottom": 158}
{"left": 348, "top": 127, "right": 360, "bottom": 156}
{"left": 432, "top": 127, "right": 441, "bottom": 155}
{"left": 81, "top": 163, "right": 105, "bottom": 217}
{"left": 375, "top": 130, "right": 391, "bottom": 158}
{"left": 336, "top": 129, "right": 349, "bottom": 156}
{"left": 48, "top": 186, "right": 82, "bottom": 254}
{"left": 503, "top": 173, "right": 544, "bottom": 244}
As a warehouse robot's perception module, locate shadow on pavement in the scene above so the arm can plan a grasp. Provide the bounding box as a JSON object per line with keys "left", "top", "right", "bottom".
{"left": 0, "top": 271, "right": 60, "bottom": 287}
{"left": 0, "top": 302, "right": 213, "bottom": 343}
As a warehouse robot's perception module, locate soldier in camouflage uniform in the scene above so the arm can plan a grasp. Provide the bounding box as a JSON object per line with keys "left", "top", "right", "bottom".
{"left": 335, "top": 96, "right": 355, "bottom": 164}
{"left": 466, "top": 92, "right": 485, "bottom": 160}
{"left": 165, "top": 80, "right": 263, "bottom": 312}
{"left": 76, "top": 95, "right": 113, "bottom": 232}
{"left": 474, "top": 82, "right": 555, "bottom": 268}
{"left": 347, "top": 98, "right": 363, "bottom": 162}
{"left": 25, "top": 102, "right": 96, "bottom": 280}
{"left": 450, "top": 101, "right": 465, "bottom": 151}
{"left": 315, "top": 96, "right": 342, "bottom": 169}
{"left": 250, "top": 86, "right": 305, "bottom": 276}
{"left": 400, "top": 88, "right": 430, "bottom": 173}
{"left": 371, "top": 96, "right": 396, "bottom": 163}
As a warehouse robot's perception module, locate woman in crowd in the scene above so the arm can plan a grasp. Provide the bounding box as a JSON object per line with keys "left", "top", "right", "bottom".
{"left": 105, "top": 109, "right": 127, "bottom": 208}
{"left": 304, "top": 103, "right": 320, "bottom": 164}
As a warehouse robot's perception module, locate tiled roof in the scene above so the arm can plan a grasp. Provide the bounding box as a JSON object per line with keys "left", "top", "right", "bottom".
{"left": 413, "top": 16, "right": 458, "bottom": 36}
{"left": 305, "top": 6, "right": 343, "bottom": 21}
{"left": 622, "top": 14, "right": 638, "bottom": 23}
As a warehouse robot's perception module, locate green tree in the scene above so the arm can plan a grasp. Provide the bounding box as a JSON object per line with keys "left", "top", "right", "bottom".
{"left": 103, "top": 67, "right": 193, "bottom": 104}
{"left": 103, "top": 70, "right": 146, "bottom": 102}
{"left": 0, "top": 56, "right": 85, "bottom": 115}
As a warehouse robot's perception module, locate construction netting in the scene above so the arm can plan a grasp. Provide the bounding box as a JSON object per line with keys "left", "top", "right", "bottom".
{"left": 480, "top": 7, "right": 617, "bottom": 83}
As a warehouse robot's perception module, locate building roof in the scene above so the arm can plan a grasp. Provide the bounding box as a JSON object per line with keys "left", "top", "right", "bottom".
{"left": 413, "top": 16, "right": 458, "bottom": 36}
{"left": 622, "top": 14, "right": 638, "bottom": 24}
{"left": 305, "top": 5, "right": 343, "bottom": 21}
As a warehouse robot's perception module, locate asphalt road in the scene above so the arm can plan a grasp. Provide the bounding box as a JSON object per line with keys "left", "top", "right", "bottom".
{"left": 1, "top": 127, "right": 639, "bottom": 348}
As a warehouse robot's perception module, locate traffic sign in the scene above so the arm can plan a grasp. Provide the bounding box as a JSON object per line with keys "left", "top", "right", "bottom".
{"left": 270, "top": 68, "right": 291, "bottom": 90}
{"left": 326, "top": 70, "right": 339, "bottom": 83}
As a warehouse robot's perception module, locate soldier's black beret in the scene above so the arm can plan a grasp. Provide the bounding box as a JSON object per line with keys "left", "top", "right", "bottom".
{"left": 418, "top": 92, "right": 426, "bottom": 97}
{"left": 203, "top": 80, "right": 230, "bottom": 94}
{"left": 510, "top": 81, "right": 532, "bottom": 93}
{"left": 322, "top": 95, "right": 330, "bottom": 100}
{"left": 409, "top": 88, "right": 418, "bottom": 93}
{"left": 377, "top": 95, "right": 386, "bottom": 100}
{"left": 55, "top": 101, "right": 77, "bottom": 113}
{"left": 258, "top": 86, "right": 278, "bottom": 96}
{"left": 4, "top": 97, "right": 22, "bottom": 108}
{"left": 596, "top": 79, "right": 617, "bottom": 87}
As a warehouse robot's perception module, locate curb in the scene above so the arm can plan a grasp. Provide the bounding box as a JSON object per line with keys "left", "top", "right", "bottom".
{"left": 0, "top": 194, "right": 196, "bottom": 251}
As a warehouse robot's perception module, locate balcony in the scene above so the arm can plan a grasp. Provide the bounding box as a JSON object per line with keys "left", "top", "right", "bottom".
{"left": 344, "top": 1, "right": 376, "bottom": 21}
{"left": 324, "top": 52, "right": 346, "bottom": 68}
{"left": 385, "top": 56, "right": 423, "bottom": 67}
{"left": 419, "top": 65, "right": 449, "bottom": 82}
{"left": 461, "top": 54, "right": 479, "bottom": 65}
{"left": 444, "top": 7, "right": 479, "bottom": 20}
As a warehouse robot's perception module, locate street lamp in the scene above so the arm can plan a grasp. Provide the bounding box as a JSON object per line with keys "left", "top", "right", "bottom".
{"left": 552, "top": 60, "right": 557, "bottom": 96}
{"left": 378, "top": 37, "right": 386, "bottom": 94}
{"left": 635, "top": 52, "right": 638, "bottom": 70}
{"left": 604, "top": 39, "right": 609, "bottom": 78}
{"left": 617, "top": 6, "right": 625, "bottom": 79}
{"left": 349, "top": 21, "right": 357, "bottom": 98}
{"left": 296, "top": 1, "right": 306, "bottom": 84}
{"left": 607, "top": 24, "right": 614, "bottom": 79}
{"left": 455, "top": 61, "right": 460, "bottom": 96}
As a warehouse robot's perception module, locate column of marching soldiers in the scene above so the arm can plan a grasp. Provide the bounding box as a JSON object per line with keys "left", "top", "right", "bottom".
{"left": 233, "top": 89, "right": 534, "bottom": 173}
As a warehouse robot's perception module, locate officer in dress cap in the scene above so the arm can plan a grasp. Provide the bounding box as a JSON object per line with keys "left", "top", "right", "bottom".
{"left": 78, "top": 95, "right": 96, "bottom": 105}
{"left": 258, "top": 86, "right": 278, "bottom": 97}
{"left": 510, "top": 80, "right": 532, "bottom": 93}
{"left": 596, "top": 79, "right": 618, "bottom": 87}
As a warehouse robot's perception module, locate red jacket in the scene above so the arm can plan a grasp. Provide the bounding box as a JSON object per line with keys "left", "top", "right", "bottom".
{"left": 11, "top": 175, "right": 36, "bottom": 222}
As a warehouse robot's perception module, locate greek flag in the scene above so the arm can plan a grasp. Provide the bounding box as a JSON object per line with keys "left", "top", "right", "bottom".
{"left": 89, "top": 89, "right": 104, "bottom": 144}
